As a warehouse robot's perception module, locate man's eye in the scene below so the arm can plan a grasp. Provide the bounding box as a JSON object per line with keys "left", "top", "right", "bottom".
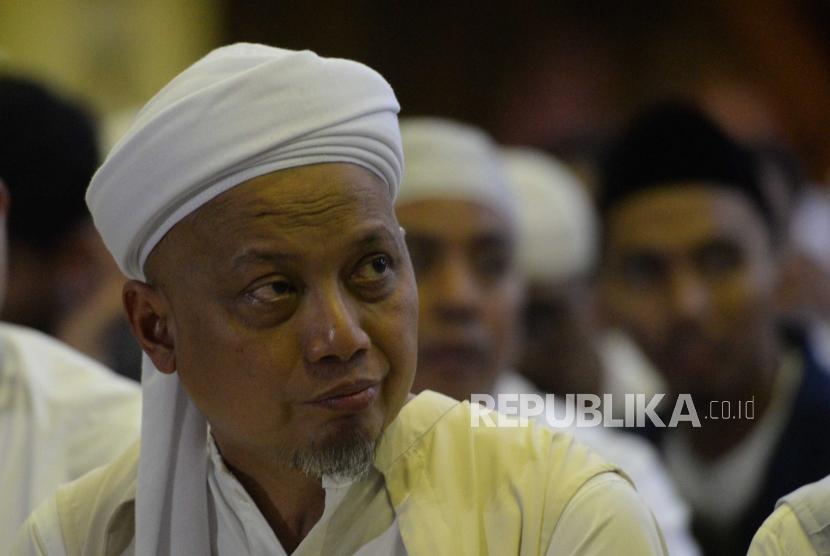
{"left": 407, "top": 248, "right": 432, "bottom": 276}
{"left": 697, "top": 243, "right": 742, "bottom": 278}
{"left": 620, "top": 254, "right": 665, "bottom": 290}
{"left": 353, "top": 254, "right": 393, "bottom": 283}
{"left": 474, "top": 251, "right": 509, "bottom": 282}
{"left": 248, "top": 278, "right": 296, "bottom": 303}
{"left": 525, "top": 300, "right": 568, "bottom": 327}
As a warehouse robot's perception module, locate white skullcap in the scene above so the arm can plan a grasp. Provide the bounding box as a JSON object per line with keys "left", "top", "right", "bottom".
{"left": 83, "top": 44, "right": 402, "bottom": 556}
{"left": 502, "top": 147, "right": 598, "bottom": 281}
{"left": 87, "top": 43, "right": 402, "bottom": 280}
{"left": 396, "top": 117, "right": 515, "bottom": 222}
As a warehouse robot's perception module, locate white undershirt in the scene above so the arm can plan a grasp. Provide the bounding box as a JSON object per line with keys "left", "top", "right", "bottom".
{"left": 664, "top": 352, "right": 801, "bottom": 525}
{"left": 206, "top": 434, "right": 406, "bottom": 556}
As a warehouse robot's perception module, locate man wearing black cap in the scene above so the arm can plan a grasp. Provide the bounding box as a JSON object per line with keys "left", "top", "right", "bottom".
{"left": 598, "top": 101, "right": 830, "bottom": 555}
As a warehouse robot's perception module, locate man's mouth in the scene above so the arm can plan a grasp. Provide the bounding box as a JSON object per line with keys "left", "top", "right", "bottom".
{"left": 308, "top": 379, "right": 381, "bottom": 412}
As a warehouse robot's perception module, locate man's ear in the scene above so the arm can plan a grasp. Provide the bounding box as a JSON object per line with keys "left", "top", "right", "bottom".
{"left": 123, "top": 280, "right": 177, "bottom": 373}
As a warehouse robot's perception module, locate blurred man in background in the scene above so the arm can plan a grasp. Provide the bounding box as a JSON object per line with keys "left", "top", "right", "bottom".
{"left": 396, "top": 116, "right": 691, "bottom": 554}
{"left": 0, "top": 75, "right": 140, "bottom": 541}
{"left": 503, "top": 146, "right": 701, "bottom": 556}
{"left": 397, "top": 118, "right": 523, "bottom": 403}
{"left": 598, "top": 101, "right": 830, "bottom": 555}
{"left": 0, "top": 77, "right": 103, "bottom": 333}
{"left": 504, "top": 147, "right": 602, "bottom": 397}
{"left": 0, "top": 76, "right": 141, "bottom": 381}
{"left": 503, "top": 145, "right": 666, "bottom": 414}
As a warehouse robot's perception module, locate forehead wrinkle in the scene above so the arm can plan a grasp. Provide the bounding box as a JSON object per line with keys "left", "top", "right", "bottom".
{"left": 262, "top": 196, "right": 356, "bottom": 230}
{"left": 147, "top": 166, "right": 394, "bottom": 279}
{"left": 204, "top": 187, "right": 384, "bottom": 241}
{"left": 230, "top": 222, "right": 397, "bottom": 264}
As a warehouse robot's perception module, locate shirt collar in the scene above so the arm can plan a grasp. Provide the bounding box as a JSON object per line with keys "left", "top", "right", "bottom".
{"left": 373, "top": 390, "right": 460, "bottom": 473}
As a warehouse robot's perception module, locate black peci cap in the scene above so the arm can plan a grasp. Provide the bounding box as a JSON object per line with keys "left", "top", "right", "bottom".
{"left": 598, "top": 100, "right": 773, "bottom": 231}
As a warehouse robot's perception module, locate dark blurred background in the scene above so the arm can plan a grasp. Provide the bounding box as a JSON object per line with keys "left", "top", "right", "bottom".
{"left": 2, "top": 0, "right": 829, "bottom": 182}
{"left": 226, "top": 1, "right": 830, "bottom": 182}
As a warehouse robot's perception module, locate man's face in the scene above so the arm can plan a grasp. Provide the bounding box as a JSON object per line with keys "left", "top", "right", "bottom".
{"left": 396, "top": 199, "right": 522, "bottom": 401}
{"left": 520, "top": 278, "right": 600, "bottom": 395}
{"left": 600, "top": 184, "right": 778, "bottom": 399}
{"left": 145, "top": 163, "right": 418, "bottom": 477}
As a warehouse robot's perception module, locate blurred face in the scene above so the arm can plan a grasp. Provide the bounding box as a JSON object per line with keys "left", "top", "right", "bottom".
{"left": 396, "top": 199, "right": 522, "bottom": 401}
{"left": 143, "top": 164, "right": 418, "bottom": 477}
{"left": 600, "top": 184, "right": 778, "bottom": 400}
{"left": 519, "top": 278, "right": 600, "bottom": 395}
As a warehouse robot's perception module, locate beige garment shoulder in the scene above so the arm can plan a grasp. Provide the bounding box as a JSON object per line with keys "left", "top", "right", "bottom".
{"left": 55, "top": 440, "right": 139, "bottom": 556}
{"left": 377, "top": 392, "right": 623, "bottom": 554}
{"left": 45, "top": 393, "right": 623, "bottom": 556}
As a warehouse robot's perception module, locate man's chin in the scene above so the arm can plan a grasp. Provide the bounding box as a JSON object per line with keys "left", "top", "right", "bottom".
{"left": 291, "top": 421, "right": 377, "bottom": 480}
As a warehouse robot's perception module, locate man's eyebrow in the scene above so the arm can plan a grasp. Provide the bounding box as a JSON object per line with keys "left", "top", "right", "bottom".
{"left": 473, "top": 231, "right": 513, "bottom": 249}
{"left": 619, "top": 248, "right": 666, "bottom": 261}
{"left": 401, "top": 233, "right": 440, "bottom": 251}
{"left": 231, "top": 226, "right": 398, "bottom": 269}
{"left": 350, "top": 226, "right": 398, "bottom": 249}
{"left": 231, "top": 249, "right": 298, "bottom": 270}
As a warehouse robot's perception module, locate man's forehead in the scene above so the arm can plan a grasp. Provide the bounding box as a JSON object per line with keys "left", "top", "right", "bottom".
{"left": 398, "top": 198, "right": 513, "bottom": 237}
{"left": 607, "top": 182, "right": 767, "bottom": 249}
{"left": 147, "top": 164, "right": 395, "bottom": 274}
{"left": 229, "top": 222, "right": 399, "bottom": 265}
{"left": 196, "top": 164, "right": 390, "bottom": 222}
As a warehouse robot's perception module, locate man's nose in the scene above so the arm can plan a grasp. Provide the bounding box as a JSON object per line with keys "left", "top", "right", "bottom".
{"left": 667, "top": 268, "right": 709, "bottom": 324}
{"left": 433, "top": 258, "right": 481, "bottom": 322}
{"left": 301, "top": 286, "right": 370, "bottom": 365}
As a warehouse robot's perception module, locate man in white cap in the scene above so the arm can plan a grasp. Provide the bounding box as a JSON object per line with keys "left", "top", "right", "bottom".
{"left": 503, "top": 146, "right": 700, "bottom": 556}
{"left": 396, "top": 117, "right": 666, "bottom": 554}
{"left": 15, "top": 45, "right": 664, "bottom": 555}
{"left": 396, "top": 117, "right": 522, "bottom": 403}
{"left": 502, "top": 147, "right": 665, "bottom": 408}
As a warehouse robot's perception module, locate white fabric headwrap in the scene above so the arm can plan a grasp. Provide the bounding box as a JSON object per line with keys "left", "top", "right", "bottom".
{"left": 396, "top": 117, "right": 515, "bottom": 222}
{"left": 501, "top": 147, "right": 598, "bottom": 282}
{"left": 86, "top": 43, "right": 402, "bottom": 556}
{"left": 88, "top": 43, "right": 402, "bottom": 280}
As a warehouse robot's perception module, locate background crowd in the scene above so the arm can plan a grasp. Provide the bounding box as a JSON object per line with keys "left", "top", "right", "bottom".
{"left": 3, "top": 2, "right": 830, "bottom": 554}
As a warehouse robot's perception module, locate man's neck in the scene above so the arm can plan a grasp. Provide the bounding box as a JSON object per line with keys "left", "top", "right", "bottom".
{"left": 683, "top": 351, "right": 781, "bottom": 461}
{"left": 231, "top": 461, "right": 325, "bottom": 552}
{"left": 533, "top": 344, "right": 604, "bottom": 396}
{"left": 214, "top": 439, "right": 326, "bottom": 552}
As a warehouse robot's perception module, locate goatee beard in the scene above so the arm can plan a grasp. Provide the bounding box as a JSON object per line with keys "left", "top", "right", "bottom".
{"left": 290, "top": 426, "right": 376, "bottom": 481}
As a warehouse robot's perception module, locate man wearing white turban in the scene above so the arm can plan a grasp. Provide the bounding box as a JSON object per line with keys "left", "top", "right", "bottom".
{"left": 16, "top": 45, "right": 659, "bottom": 555}
{"left": 503, "top": 146, "right": 700, "bottom": 556}
{"left": 396, "top": 117, "right": 667, "bottom": 554}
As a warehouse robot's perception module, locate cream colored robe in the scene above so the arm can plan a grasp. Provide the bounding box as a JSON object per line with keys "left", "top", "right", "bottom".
{"left": 0, "top": 323, "right": 140, "bottom": 544}
{"left": 13, "top": 392, "right": 666, "bottom": 555}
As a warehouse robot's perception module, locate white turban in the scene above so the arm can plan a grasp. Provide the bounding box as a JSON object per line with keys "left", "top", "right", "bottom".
{"left": 502, "top": 147, "right": 598, "bottom": 282}
{"left": 396, "top": 117, "right": 515, "bottom": 222}
{"left": 88, "top": 42, "right": 402, "bottom": 280}
{"left": 85, "top": 43, "right": 402, "bottom": 556}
